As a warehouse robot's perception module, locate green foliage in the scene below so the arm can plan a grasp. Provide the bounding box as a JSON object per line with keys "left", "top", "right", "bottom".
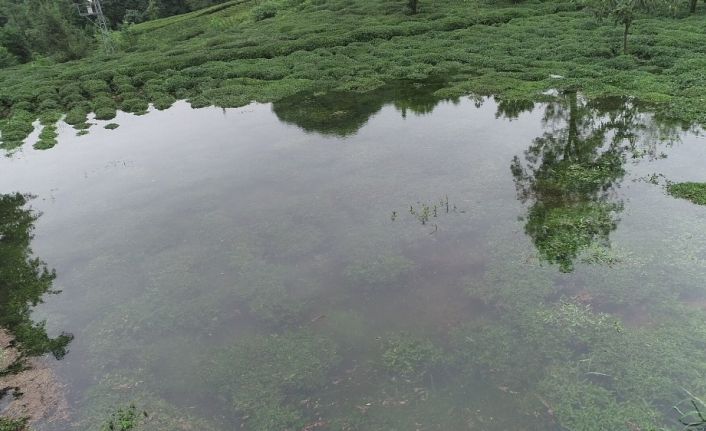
{"left": 0, "top": 110, "right": 35, "bottom": 150}
{"left": 251, "top": 2, "right": 278, "bottom": 21}
{"left": 95, "top": 105, "right": 118, "bottom": 121}
{"left": 33, "top": 123, "right": 58, "bottom": 150}
{"left": 104, "top": 123, "right": 120, "bottom": 130}
{"left": 0, "top": 0, "right": 705, "bottom": 144}
{"left": 100, "top": 404, "right": 145, "bottom": 431}
{"left": 204, "top": 332, "right": 340, "bottom": 430}
{"left": 120, "top": 97, "right": 149, "bottom": 114}
{"left": 0, "top": 193, "right": 73, "bottom": 361}
{"left": 667, "top": 182, "right": 706, "bottom": 205}
{"left": 381, "top": 333, "right": 443, "bottom": 378}
{"left": 581, "top": 0, "right": 666, "bottom": 52}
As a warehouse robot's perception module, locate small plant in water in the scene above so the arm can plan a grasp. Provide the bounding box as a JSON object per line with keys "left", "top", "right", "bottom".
{"left": 100, "top": 404, "right": 147, "bottom": 431}
{"left": 381, "top": 333, "right": 444, "bottom": 379}
{"left": 675, "top": 393, "right": 706, "bottom": 430}
{"left": 397, "top": 196, "right": 461, "bottom": 227}
{"left": 667, "top": 182, "right": 706, "bottom": 206}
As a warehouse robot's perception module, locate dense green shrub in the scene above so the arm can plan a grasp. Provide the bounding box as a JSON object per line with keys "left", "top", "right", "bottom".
{"left": 251, "top": 2, "right": 278, "bottom": 21}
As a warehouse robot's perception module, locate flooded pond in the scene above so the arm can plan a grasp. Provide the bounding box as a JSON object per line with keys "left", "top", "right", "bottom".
{"left": 2, "top": 86, "right": 706, "bottom": 430}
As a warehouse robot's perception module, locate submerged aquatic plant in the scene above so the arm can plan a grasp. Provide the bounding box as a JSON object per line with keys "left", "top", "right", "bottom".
{"left": 381, "top": 333, "right": 444, "bottom": 379}
{"left": 204, "top": 331, "right": 340, "bottom": 430}
{"left": 99, "top": 404, "right": 146, "bottom": 431}
{"left": 676, "top": 394, "right": 706, "bottom": 430}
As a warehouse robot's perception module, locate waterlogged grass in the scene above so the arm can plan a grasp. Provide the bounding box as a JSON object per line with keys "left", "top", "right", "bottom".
{"left": 99, "top": 405, "right": 144, "bottom": 431}
{"left": 667, "top": 182, "right": 706, "bottom": 205}
{"left": 380, "top": 333, "right": 444, "bottom": 379}
{"left": 1, "top": 0, "right": 706, "bottom": 149}
{"left": 0, "top": 418, "right": 27, "bottom": 431}
{"left": 203, "top": 331, "right": 340, "bottom": 430}
{"left": 79, "top": 373, "right": 221, "bottom": 431}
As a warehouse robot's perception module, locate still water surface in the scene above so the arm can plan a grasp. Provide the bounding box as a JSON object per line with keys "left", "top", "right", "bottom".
{"left": 2, "top": 87, "right": 706, "bottom": 430}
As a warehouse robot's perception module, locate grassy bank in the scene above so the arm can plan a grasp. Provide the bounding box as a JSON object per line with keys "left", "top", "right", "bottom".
{"left": 0, "top": 0, "right": 705, "bottom": 149}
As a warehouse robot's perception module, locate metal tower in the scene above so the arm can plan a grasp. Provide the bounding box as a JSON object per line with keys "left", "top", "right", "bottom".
{"left": 78, "top": 0, "right": 113, "bottom": 53}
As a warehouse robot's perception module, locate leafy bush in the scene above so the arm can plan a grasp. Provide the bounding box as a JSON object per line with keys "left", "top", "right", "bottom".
{"left": 252, "top": 2, "right": 278, "bottom": 21}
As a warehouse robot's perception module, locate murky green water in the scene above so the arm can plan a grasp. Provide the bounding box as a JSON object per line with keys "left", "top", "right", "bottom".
{"left": 2, "top": 86, "right": 706, "bottom": 430}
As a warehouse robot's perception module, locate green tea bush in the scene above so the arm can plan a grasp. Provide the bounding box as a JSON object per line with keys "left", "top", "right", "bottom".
{"left": 251, "top": 2, "right": 278, "bottom": 21}
{"left": 381, "top": 333, "right": 444, "bottom": 379}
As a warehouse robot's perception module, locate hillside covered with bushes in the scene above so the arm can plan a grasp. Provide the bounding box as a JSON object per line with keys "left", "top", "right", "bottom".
{"left": 1, "top": 0, "right": 706, "bottom": 150}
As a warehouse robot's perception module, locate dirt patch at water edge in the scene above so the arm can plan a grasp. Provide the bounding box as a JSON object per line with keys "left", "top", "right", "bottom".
{"left": 0, "top": 330, "right": 69, "bottom": 427}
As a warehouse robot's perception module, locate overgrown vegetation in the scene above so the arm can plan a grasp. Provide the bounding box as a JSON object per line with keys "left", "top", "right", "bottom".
{"left": 667, "top": 182, "right": 706, "bottom": 205}
{"left": 1, "top": 0, "right": 706, "bottom": 150}
{"left": 203, "top": 332, "right": 340, "bottom": 430}
{"left": 0, "top": 417, "right": 27, "bottom": 431}
{"left": 0, "top": 0, "right": 234, "bottom": 67}
{"left": 99, "top": 404, "right": 145, "bottom": 431}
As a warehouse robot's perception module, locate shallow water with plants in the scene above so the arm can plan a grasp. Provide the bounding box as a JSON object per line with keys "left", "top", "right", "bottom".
{"left": 1, "top": 85, "right": 706, "bottom": 431}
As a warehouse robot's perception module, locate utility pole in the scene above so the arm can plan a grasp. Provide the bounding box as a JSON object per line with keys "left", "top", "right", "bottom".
{"left": 78, "top": 0, "right": 113, "bottom": 53}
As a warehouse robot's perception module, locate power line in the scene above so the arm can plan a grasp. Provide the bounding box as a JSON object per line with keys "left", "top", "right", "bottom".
{"left": 77, "top": 0, "right": 113, "bottom": 53}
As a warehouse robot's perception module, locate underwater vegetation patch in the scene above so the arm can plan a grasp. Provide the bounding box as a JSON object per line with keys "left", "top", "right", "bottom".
{"left": 380, "top": 333, "right": 444, "bottom": 379}
{"left": 99, "top": 404, "right": 146, "bottom": 431}
{"left": 203, "top": 331, "right": 340, "bottom": 430}
{"left": 343, "top": 254, "right": 414, "bottom": 291}
{"left": 79, "top": 373, "right": 221, "bottom": 431}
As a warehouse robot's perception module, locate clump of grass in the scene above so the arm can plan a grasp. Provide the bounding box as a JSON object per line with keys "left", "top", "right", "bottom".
{"left": 204, "top": 331, "right": 340, "bottom": 430}
{"left": 100, "top": 404, "right": 146, "bottom": 431}
{"left": 381, "top": 333, "right": 444, "bottom": 379}
{"left": 1, "top": 0, "right": 706, "bottom": 151}
{"left": 104, "top": 123, "right": 120, "bottom": 130}
{"left": 667, "top": 182, "right": 706, "bottom": 205}
{"left": 251, "top": 2, "right": 278, "bottom": 21}
{"left": 0, "top": 417, "right": 27, "bottom": 431}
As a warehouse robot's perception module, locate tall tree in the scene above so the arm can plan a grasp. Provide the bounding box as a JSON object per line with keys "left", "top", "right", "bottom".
{"left": 584, "top": 0, "right": 664, "bottom": 54}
